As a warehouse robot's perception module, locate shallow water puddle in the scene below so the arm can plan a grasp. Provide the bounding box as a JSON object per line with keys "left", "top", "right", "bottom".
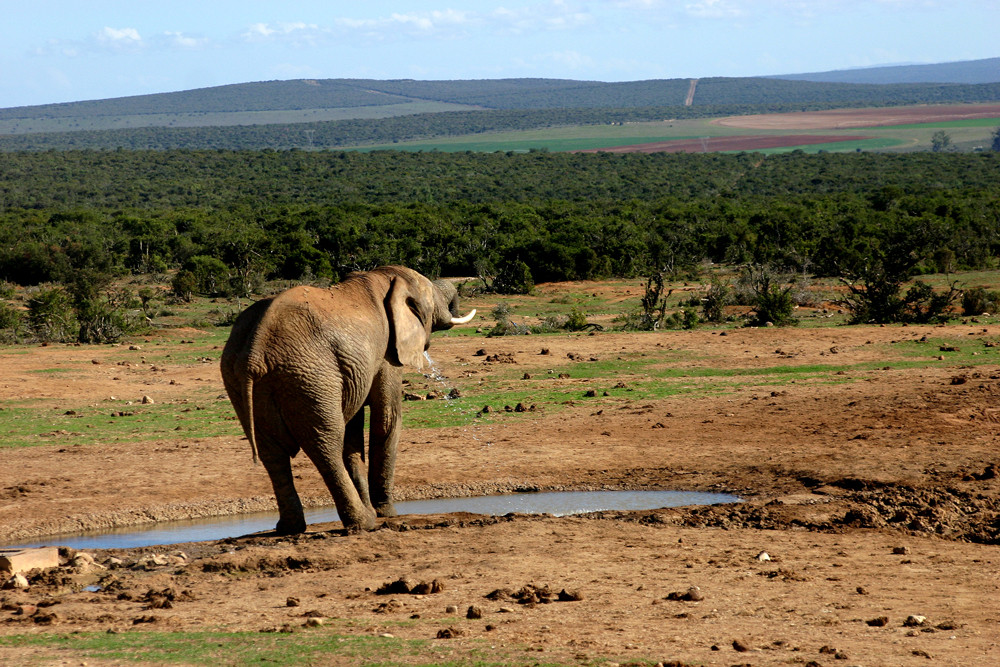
{"left": 8, "top": 490, "right": 739, "bottom": 550}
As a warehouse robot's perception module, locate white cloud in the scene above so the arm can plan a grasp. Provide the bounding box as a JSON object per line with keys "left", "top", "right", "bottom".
{"left": 163, "top": 32, "right": 208, "bottom": 49}
{"left": 241, "top": 22, "right": 323, "bottom": 45}
{"left": 96, "top": 27, "right": 143, "bottom": 49}
{"left": 684, "top": 0, "right": 745, "bottom": 19}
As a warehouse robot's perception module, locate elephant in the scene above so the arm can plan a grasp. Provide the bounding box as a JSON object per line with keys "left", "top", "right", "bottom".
{"left": 220, "top": 265, "right": 475, "bottom": 534}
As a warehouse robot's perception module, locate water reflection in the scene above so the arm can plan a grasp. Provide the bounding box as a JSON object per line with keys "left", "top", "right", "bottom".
{"left": 8, "top": 489, "right": 739, "bottom": 551}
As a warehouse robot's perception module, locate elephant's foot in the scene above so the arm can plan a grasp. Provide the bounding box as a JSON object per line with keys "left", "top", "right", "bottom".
{"left": 275, "top": 516, "right": 307, "bottom": 535}
{"left": 342, "top": 507, "right": 377, "bottom": 533}
{"left": 374, "top": 502, "right": 397, "bottom": 518}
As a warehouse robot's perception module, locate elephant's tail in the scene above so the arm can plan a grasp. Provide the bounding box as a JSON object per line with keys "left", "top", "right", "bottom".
{"left": 243, "top": 375, "right": 260, "bottom": 465}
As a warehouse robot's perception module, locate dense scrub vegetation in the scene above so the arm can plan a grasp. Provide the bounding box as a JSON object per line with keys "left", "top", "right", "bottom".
{"left": 1, "top": 150, "right": 998, "bottom": 294}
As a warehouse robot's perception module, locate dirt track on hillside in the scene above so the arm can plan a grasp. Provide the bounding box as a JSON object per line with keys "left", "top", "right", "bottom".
{"left": 2, "top": 303, "right": 1000, "bottom": 665}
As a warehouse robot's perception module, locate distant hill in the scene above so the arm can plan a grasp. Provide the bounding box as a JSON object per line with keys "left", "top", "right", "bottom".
{"left": 772, "top": 57, "right": 1000, "bottom": 85}
{"left": 1, "top": 60, "right": 999, "bottom": 151}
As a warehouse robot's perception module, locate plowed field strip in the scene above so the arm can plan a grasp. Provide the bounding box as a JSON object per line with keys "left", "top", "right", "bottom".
{"left": 576, "top": 134, "right": 872, "bottom": 153}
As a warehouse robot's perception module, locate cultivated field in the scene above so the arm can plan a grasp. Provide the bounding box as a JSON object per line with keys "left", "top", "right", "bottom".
{"left": 363, "top": 103, "right": 1000, "bottom": 154}
{"left": 2, "top": 276, "right": 1000, "bottom": 665}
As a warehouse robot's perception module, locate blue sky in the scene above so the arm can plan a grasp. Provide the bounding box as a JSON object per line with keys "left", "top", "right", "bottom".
{"left": 2, "top": 0, "right": 997, "bottom": 108}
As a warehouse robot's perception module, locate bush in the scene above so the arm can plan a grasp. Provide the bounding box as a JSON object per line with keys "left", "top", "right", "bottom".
{"left": 962, "top": 287, "right": 1000, "bottom": 316}
{"left": 171, "top": 270, "right": 197, "bottom": 302}
{"left": 487, "top": 302, "right": 530, "bottom": 336}
{"left": 900, "top": 281, "right": 958, "bottom": 324}
{"left": 27, "top": 288, "right": 77, "bottom": 342}
{"left": 740, "top": 264, "right": 798, "bottom": 327}
{"left": 492, "top": 259, "right": 534, "bottom": 295}
{"left": 664, "top": 307, "right": 699, "bottom": 330}
{"left": 184, "top": 255, "right": 231, "bottom": 296}
{"left": 565, "top": 307, "right": 589, "bottom": 332}
{"left": 619, "top": 271, "right": 673, "bottom": 331}
{"left": 701, "top": 278, "right": 731, "bottom": 323}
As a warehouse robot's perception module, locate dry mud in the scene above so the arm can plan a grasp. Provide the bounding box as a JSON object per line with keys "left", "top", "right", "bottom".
{"left": 2, "top": 312, "right": 1000, "bottom": 665}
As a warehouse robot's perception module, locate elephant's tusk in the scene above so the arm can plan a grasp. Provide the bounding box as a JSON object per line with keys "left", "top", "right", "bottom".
{"left": 450, "top": 309, "right": 476, "bottom": 325}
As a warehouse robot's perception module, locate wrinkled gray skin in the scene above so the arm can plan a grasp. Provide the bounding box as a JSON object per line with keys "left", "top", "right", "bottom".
{"left": 220, "top": 266, "right": 474, "bottom": 534}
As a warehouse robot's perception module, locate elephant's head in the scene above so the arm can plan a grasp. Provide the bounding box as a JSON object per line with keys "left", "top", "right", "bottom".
{"left": 374, "top": 266, "right": 475, "bottom": 370}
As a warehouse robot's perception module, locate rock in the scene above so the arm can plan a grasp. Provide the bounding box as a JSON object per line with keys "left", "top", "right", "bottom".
{"left": 286, "top": 597, "right": 300, "bottom": 607}
{"left": 436, "top": 627, "right": 463, "bottom": 639}
{"left": 866, "top": 616, "right": 889, "bottom": 627}
{"left": 72, "top": 553, "right": 107, "bottom": 574}
{"left": 666, "top": 586, "right": 704, "bottom": 602}
{"left": 2, "top": 573, "right": 29, "bottom": 590}
{"left": 466, "top": 605, "right": 483, "bottom": 619}
{"left": 445, "top": 605, "right": 458, "bottom": 614}
{"left": 732, "top": 638, "right": 752, "bottom": 652}
{"left": 304, "top": 617, "right": 324, "bottom": 627}
{"left": 904, "top": 615, "right": 927, "bottom": 627}
{"left": 0, "top": 547, "right": 60, "bottom": 575}
{"left": 141, "top": 395, "right": 154, "bottom": 404}
{"left": 447, "top": 388, "right": 461, "bottom": 399}
{"left": 756, "top": 551, "right": 771, "bottom": 562}
{"left": 892, "top": 546, "right": 910, "bottom": 555}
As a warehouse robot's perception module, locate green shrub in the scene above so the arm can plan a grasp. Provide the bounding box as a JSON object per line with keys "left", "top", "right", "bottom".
{"left": 702, "top": 279, "right": 731, "bottom": 323}
{"left": 171, "top": 270, "right": 197, "bottom": 302}
{"left": 492, "top": 259, "right": 534, "bottom": 295}
{"left": 962, "top": 287, "right": 1000, "bottom": 316}
{"left": 565, "top": 307, "right": 589, "bottom": 332}
{"left": 740, "top": 264, "right": 798, "bottom": 327}
{"left": 900, "top": 280, "right": 958, "bottom": 324}
{"left": 27, "top": 288, "right": 77, "bottom": 342}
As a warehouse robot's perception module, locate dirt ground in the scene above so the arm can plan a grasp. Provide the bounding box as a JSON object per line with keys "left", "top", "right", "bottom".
{"left": 712, "top": 103, "right": 1000, "bottom": 131}
{"left": 2, "top": 307, "right": 1000, "bottom": 665}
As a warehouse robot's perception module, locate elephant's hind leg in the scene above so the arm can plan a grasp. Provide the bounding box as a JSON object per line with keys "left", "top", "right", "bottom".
{"left": 343, "top": 408, "right": 372, "bottom": 509}
{"left": 257, "top": 434, "right": 307, "bottom": 535}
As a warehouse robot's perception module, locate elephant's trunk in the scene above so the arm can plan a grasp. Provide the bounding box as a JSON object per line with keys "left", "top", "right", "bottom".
{"left": 450, "top": 309, "right": 476, "bottom": 325}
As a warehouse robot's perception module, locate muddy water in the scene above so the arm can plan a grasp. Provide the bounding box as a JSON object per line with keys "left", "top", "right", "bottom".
{"left": 9, "top": 490, "right": 739, "bottom": 550}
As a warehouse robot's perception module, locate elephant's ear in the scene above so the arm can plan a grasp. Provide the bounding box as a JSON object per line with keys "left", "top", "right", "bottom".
{"left": 386, "top": 277, "right": 429, "bottom": 369}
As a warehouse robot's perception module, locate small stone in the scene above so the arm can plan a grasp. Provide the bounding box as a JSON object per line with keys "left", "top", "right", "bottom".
{"left": 3, "top": 573, "right": 29, "bottom": 590}
{"left": 305, "top": 617, "right": 324, "bottom": 627}
{"left": 445, "top": 605, "right": 458, "bottom": 614}
{"left": 904, "top": 615, "right": 927, "bottom": 627}
{"left": 286, "top": 597, "right": 300, "bottom": 607}
{"left": 141, "top": 395, "right": 154, "bottom": 405}
{"left": 756, "top": 551, "right": 771, "bottom": 562}
{"left": 892, "top": 546, "right": 910, "bottom": 555}
{"left": 466, "top": 605, "right": 483, "bottom": 619}
{"left": 732, "top": 638, "right": 751, "bottom": 652}
{"left": 866, "top": 616, "right": 889, "bottom": 627}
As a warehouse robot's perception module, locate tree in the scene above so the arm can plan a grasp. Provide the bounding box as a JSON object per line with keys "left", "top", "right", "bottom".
{"left": 991, "top": 127, "right": 1000, "bottom": 152}
{"left": 931, "top": 130, "right": 952, "bottom": 153}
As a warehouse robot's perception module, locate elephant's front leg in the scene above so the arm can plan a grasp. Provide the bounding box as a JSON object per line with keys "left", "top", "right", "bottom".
{"left": 368, "top": 365, "right": 403, "bottom": 517}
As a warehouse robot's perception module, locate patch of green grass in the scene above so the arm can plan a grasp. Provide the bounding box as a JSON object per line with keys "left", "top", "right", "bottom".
{"left": 0, "top": 629, "right": 565, "bottom": 666}
{"left": 0, "top": 391, "right": 239, "bottom": 449}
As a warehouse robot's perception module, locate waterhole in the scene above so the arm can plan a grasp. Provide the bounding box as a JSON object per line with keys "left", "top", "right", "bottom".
{"left": 8, "top": 490, "right": 739, "bottom": 550}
